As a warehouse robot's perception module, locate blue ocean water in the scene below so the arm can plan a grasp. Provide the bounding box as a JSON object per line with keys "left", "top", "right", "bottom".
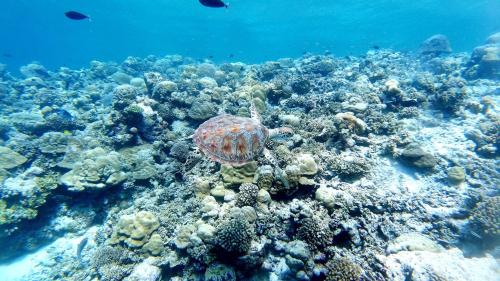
{"left": 1, "top": 0, "right": 499, "bottom": 71}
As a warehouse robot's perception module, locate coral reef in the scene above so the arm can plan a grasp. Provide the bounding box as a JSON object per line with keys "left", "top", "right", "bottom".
{"left": 0, "top": 44, "right": 498, "bottom": 281}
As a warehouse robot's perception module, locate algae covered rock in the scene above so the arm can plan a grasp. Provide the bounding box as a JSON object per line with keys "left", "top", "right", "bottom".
{"left": 204, "top": 262, "right": 236, "bottom": 281}
{"left": 220, "top": 162, "right": 258, "bottom": 187}
{"left": 38, "top": 132, "right": 77, "bottom": 154}
{"left": 124, "top": 260, "right": 162, "bottom": 281}
{"left": 188, "top": 100, "right": 217, "bottom": 120}
{"left": 60, "top": 147, "right": 128, "bottom": 192}
{"left": 119, "top": 145, "right": 157, "bottom": 180}
{"left": 291, "top": 153, "right": 318, "bottom": 176}
{"left": 0, "top": 146, "right": 27, "bottom": 169}
{"left": 470, "top": 196, "right": 500, "bottom": 242}
{"left": 0, "top": 168, "right": 58, "bottom": 227}
{"left": 387, "top": 233, "right": 444, "bottom": 254}
{"left": 143, "top": 233, "right": 165, "bottom": 256}
{"left": 110, "top": 211, "right": 160, "bottom": 248}
{"left": 447, "top": 166, "right": 465, "bottom": 184}
{"left": 399, "top": 143, "right": 437, "bottom": 169}
{"left": 419, "top": 34, "right": 452, "bottom": 56}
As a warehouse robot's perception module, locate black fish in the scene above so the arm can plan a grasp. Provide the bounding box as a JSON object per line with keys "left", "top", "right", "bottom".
{"left": 65, "top": 11, "right": 90, "bottom": 20}
{"left": 199, "top": 0, "right": 228, "bottom": 8}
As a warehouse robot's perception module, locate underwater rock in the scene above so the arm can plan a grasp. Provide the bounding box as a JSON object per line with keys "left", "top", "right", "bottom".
{"left": 143, "top": 72, "right": 165, "bottom": 95}
{"left": 399, "top": 143, "right": 437, "bottom": 169}
{"left": 465, "top": 33, "right": 500, "bottom": 79}
{"left": 470, "top": 196, "right": 500, "bottom": 243}
{"left": 152, "top": 80, "right": 177, "bottom": 101}
{"left": 20, "top": 63, "right": 50, "bottom": 78}
{"left": 387, "top": 233, "right": 444, "bottom": 254}
{"left": 286, "top": 240, "right": 310, "bottom": 261}
{"left": 204, "top": 262, "right": 236, "bottom": 281}
{"left": 111, "top": 71, "right": 133, "bottom": 84}
{"left": 382, "top": 248, "right": 499, "bottom": 281}
{"left": 113, "top": 84, "right": 138, "bottom": 110}
{"left": 419, "top": 34, "right": 452, "bottom": 56}
{"left": 315, "top": 186, "right": 354, "bottom": 210}
{"left": 42, "top": 108, "right": 79, "bottom": 132}
{"left": 291, "top": 153, "right": 318, "bottom": 176}
{"left": 119, "top": 145, "right": 157, "bottom": 180}
{"left": 38, "top": 132, "right": 75, "bottom": 154}
{"left": 110, "top": 211, "right": 160, "bottom": 248}
{"left": 60, "top": 147, "right": 128, "bottom": 192}
{"left": 188, "top": 100, "right": 217, "bottom": 120}
{"left": 0, "top": 167, "right": 57, "bottom": 228}
{"left": 0, "top": 146, "right": 27, "bottom": 169}
{"left": 447, "top": 166, "right": 466, "bottom": 184}
{"left": 124, "top": 259, "right": 162, "bottom": 281}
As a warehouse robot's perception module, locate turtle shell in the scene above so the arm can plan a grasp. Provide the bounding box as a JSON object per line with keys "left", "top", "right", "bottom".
{"left": 193, "top": 114, "right": 269, "bottom": 166}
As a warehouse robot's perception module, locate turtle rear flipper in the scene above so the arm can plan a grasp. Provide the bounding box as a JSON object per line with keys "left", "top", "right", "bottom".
{"left": 263, "top": 148, "right": 289, "bottom": 188}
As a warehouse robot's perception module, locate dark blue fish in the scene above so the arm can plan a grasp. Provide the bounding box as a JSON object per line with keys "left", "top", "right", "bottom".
{"left": 65, "top": 11, "right": 90, "bottom": 20}
{"left": 199, "top": 0, "right": 228, "bottom": 8}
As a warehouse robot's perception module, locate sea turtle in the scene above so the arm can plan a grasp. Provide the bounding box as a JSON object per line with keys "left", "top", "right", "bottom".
{"left": 193, "top": 103, "right": 293, "bottom": 167}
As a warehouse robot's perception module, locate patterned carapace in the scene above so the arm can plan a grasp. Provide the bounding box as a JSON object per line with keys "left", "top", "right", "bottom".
{"left": 193, "top": 114, "right": 269, "bottom": 166}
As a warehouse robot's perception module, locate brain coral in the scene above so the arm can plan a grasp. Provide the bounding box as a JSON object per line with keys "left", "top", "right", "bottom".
{"left": 110, "top": 211, "right": 160, "bottom": 248}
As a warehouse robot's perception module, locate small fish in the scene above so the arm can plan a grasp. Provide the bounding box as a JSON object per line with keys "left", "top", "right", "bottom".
{"left": 372, "top": 45, "right": 380, "bottom": 50}
{"left": 229, "top": 53, "right": 234, "bottom": 58}
{"left": 65, "top": 11, "right": 90, "bottom": 21}
{"left": 2, "top": 53, "right": 12, "bottom": 58}
{"left": 199, "top": 0, "right": 228, "bottom": 8}
{"left": 76, "top": 237, "right": 88, "bottom": 260}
